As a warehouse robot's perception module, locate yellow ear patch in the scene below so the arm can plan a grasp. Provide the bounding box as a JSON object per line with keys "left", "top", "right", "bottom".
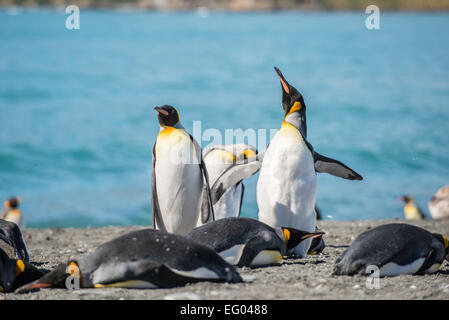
{"left": 283, "top": 228, "right": 290, "bottom": 243}
{"left": 15, "top": 259, "right": 25, "bottom": 277}
{"left": 242, "top": 149, "right": 256, "bottom": 160}
{"left": 442, "top": 235, "right": 448, "bottom": 249}
{"left": 288, "top": 101, "right": 302, "bottom": 115}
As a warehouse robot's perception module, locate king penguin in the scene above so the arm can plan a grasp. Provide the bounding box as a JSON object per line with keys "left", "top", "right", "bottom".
{"left": 257, "top": 67, "right": 363, "bottom": 258}
{"left": 333, "top": 223, "right": 449, "bottom": 277}
{"left": 429, "top": 186, "right": 449, "bottom": 219}
{"left": 398, "top": 195, "right": 426, "bottom": 220}
{"left": 186, "top": 217, "right": 324, "bottom": 267}
{"left": 203, "top": 144, "right": 259, "bottom": 219}
{"left": 0, "top": 219, "right": 43, "bottom": 292}
{"left": 152, "top": 105, "right": 215, "bottom": 235}
{"left": 1, "top": 197, "right": 24, "bottom": 229}
{"left": 16, "top": 228, "right": 242, "bottom": 292}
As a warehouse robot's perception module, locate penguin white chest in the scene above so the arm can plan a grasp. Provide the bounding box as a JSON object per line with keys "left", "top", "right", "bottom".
{"left": 154, "top": 128, "right": 203, "bottom": 235}
{"left": 257, "top": 123, "right": 317, "bottom": 257}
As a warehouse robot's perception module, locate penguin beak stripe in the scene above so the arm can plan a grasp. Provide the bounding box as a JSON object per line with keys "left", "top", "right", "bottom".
{"left": 25, "top": 283, "right": 53, "bottom": 291}
{"left": 274, "top": 66, "right": 290, "bottom": 94}
{"left": 279, "top": 78, "right": 290, "bottom": 94}
{"left": 300, "top": 233, "right": 324, "bottom": 240}
{"left": 154, "top": 107, "right": 169, "bottom": 116}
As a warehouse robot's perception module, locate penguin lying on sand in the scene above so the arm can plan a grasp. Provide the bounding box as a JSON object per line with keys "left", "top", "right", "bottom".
{"left": 203, "top": 144, "right": 259, "bottom": 219}
{"left": 186, "top": 217, "right": 324, "bottom": 267}
{"left": 16, "top": 228, "right": 241, "bottom": 292}
{"left": 257, "top": 67, "right": 362, "bottom": 258}
{"left": 0, "top": 219, "right": 43, "bottom": 292}
{"left": 333, "top": 223, "right": 449, "bottom": 277}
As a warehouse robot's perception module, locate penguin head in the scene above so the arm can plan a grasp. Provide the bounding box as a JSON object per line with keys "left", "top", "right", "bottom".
{"left": 433, "top": 234, "right": 449, "bottom": 261}
{"left": 274, "top": 67, "right": 306, "bottom": 117}
{"left": 238, "top": 147, "right": 258, "bottom": 161}
{"left": 154, "top": 105, "right": 180, "bottom": 127}
{"left": 398, "top": 195, "right": 413, "bottom": 204}
{"left": 281, "top": 227, "right": 325, "bottom": 252}
{"left": 14, "top": 261, "right": 77, "bottom": 293}
{"left": 4, "top": 197, "right": 21, "bottom": 209}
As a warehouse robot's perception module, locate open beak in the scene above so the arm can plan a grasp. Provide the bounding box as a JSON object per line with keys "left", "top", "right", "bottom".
{"left": 154, "top": 106, "right": 169, "bottom": 116}
{"left": 274, "top": 66, "right": 290, "bottom": 94}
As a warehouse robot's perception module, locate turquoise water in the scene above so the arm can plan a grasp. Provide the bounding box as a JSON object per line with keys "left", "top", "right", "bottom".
{"left": 1, "top": 9, "right": 448, "bottom": 228}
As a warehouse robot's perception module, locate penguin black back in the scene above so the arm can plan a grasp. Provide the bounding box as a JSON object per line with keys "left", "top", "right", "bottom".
{"left": 333, "top": 223, "right": 448, "bottom": 276}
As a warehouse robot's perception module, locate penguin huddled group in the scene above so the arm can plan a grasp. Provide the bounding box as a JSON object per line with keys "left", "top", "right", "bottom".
{"left": 1, "top": 67, "right": 449, "bottom": 294}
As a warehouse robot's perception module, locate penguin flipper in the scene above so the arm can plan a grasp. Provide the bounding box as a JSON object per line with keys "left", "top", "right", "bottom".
{"left": 237, "top": 231, "right": 281, "bottom": 267}
{"left": 195, "top": 138, "right": 215, "bottom": 224}
{"left": 151, "top": 144, "right": 166, "bottom": 232}
{"left": 416, "top": 249, "right": 438, "bottom": 275}
{"left": 210, "top": 157, "right": 262, "bottom": 205}
{"left": 237, "top": 183, "right": 245, "bottom": 217}
{"left": 313, "top": 152, "right": 363, "bottom": 181}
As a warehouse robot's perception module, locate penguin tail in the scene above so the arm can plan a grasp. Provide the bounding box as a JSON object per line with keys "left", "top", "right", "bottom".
{"left": 14, "top": 263, "right": 69, "bottom": 293}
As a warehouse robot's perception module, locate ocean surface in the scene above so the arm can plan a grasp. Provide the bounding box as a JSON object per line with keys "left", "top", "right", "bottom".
{"left": 1, "top": 9, "right": 448, "bottom": 228}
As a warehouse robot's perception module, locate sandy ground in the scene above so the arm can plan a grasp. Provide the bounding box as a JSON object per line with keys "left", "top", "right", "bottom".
{"left": 2, "top": 219, "right": 449, "bottom": 300}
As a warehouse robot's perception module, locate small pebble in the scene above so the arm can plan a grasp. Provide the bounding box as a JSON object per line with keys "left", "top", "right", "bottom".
{"left": 164, "top": 292, "right": 202, "bottom": 300}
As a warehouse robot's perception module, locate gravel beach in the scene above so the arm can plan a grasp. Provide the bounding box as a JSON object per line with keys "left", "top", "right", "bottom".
{"left": 2, "top": 219, "right": 449, "bottom": 300}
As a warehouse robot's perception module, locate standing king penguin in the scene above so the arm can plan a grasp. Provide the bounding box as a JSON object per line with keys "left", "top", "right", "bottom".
{"left": 398, "top": 195, "right": 426, "bottom": 220}
{"left": 152, "top": 105, "right": 215, "bottom": 235}
{"left": 429, "top": 186, "right": 449, "bottom": 219}
{"left": 257, "top": 67, "right": 363, "bottom": 257}
{"left": 203, "top": 144, "right": 258, "bottom": 219}
{"left": 1, "top": 197, "right": 24, "bottom": 229}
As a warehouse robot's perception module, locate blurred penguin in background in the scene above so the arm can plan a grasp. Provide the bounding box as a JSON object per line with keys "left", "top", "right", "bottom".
{"left": 398, "top": 195, "right": 426, "bottom": 220}
{"left": 429, "top": 186, "right": 449, "bottom": 219}
{"left": 1, "top": 197, "right": 24, "bottom": 229}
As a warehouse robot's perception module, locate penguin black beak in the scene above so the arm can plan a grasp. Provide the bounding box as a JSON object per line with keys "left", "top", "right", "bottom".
{"left": 154, "top": 106, "right": 169, "bottom": 116}
{"left": 274, "top": 66, "right": 290, "bottom": 94}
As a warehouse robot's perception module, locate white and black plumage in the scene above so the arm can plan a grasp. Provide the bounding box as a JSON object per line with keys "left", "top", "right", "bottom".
{"left": 1, "top": 197, "right": 24, "bottom": 229}
{"left": 151, "top": 105, "right": 215, "bottom": 234}
{"left": 333, "top": 223, "right": 449, "bottom": 277}
{"left": 257, "top": 67, "right": 362, "bottom": 258}
{"left": 186, "top": 217, "right": 323, "bottom": 267}
{"left": 203, "top": 144, "right": 259, "bottom": 219}
{"left": 429, "top": 186, "right": 449, "bottom": 219}
{"left": 16, "top": 228, "right": 242, "bottom": 292}
{"left": 0, "top": 219, "right": 43, "bottom": 292}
